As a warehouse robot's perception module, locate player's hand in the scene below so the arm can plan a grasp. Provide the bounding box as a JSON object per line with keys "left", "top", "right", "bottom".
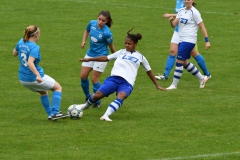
{"left": 205, "top": 42, "right": 210, "bottom": 50}
{"left": 157, "top": 86, "right": 168, "bottom": 91}
{"left": 80, "top": 42, "right": 85, "bottom": 49}
{"left": 79, "top": 58, "right": 89, "bottom": 62}
{"left": 169, "top": 16, "right": 175, "bottom": 21}
{"left": 36, "top": 76, "right": 42, "bottom": 83}
{"left": 163, "top": 14, "right": 169, "bottom": 19}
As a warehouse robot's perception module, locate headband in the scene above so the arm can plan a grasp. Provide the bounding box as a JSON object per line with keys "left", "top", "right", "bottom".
{"left": 30, "top": 27, "right": 39, "bottom": 36}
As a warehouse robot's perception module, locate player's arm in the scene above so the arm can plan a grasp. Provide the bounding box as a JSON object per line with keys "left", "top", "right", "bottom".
{"left": 13, "top": 48, "right": 18, "bottom": 56}
{"left": 79, "top": 56, "right": 109, "bottom": 62}
{"left": 198, "top": 22, "right": 210, "bottom": 50}
{"left": 28, "top": 56, "right": 42, "bottom": 83}
{"left": 163, "top": 13, "right": 177, "bottom": 19}
{"left": 80, "top": 30, "right": 89, "bottom": 49}
{"left": 146, "top": 70, "right": 167, "bottom": 91}
{"left": 169, "top": 17, "right": 179, "bottom": 28}
{"left": 108, "top": 42, "right": 116, "bottom": 53}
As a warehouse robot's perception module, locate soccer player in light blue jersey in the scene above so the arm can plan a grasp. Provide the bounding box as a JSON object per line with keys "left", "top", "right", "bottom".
{"left": 79, "top": 28, "right": 167, "bottom": 121}
{"left": 167, "top": 0, "right": 211, "bottom": 90}
{"left": 155, "top": 0, "right": 211, "bottom": 80}
{"left": 80, "top": 11, "right": 116, "bottom": 108}
{"left": 13, "top": 25, "right": 68, "bottom": 120}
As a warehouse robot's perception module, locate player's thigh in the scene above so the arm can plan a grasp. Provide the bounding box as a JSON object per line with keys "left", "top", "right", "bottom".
{"left": 190, "top": 47, "right": 199, "bottom": 58}
{"left": 20, "top": 74, "right": 55, "bottom": 92}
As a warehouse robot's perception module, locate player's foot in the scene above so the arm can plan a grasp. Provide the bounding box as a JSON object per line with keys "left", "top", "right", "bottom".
{"left": 80, "top": 104, "right": 90, "bottom": 110}
{"left": 166, "top": 84, "right": 177, "bottom": 90}
{"left": 48, "top": 113, "right": 69, "bottom": 121}
{"left": 100, "top": 115, "right": 112, "bottom": 122}
{"left": 155, "top": 73, "right": 168, "bottom": 80}
{"left": 206, "top": 74, "right": 211, "bottom": 79}
{"left": 93, "top": 102, "right": 101, "bottom": 108}
{"left": 199, "top": 76, "right": 208, "bottom": 88}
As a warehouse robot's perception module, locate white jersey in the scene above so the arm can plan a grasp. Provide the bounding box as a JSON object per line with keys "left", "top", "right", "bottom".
{"left": 107, "top": 49, "right": 151, "bottom": 86}
{"left": 176, "top": 6, "right": 202, "bottom": 44}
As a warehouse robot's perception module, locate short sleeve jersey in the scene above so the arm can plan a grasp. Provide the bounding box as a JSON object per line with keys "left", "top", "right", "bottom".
{"left": 86, "top": 20, "right": 113, "bottom": 57}
{"left": 176, "top": 6, "right": 202, "bottom": 44}
{"left": 107, "top": 49, "right": 151, "bottom": 86}
{"left": 15, "top": 38, "right": 44, "bottom": 82}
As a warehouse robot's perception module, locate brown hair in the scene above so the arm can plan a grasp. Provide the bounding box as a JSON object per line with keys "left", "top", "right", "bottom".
{"left": 23, "top": 25, "right": 39, "bottom": 42}
{"left": 193, "top": 2, "right": 197, "bottom": 7}
{"left": 98, "top": 11, "right": 113, "bottom": 28}
{"left": 126, "top": 27, "right": 142, "bottom": 43}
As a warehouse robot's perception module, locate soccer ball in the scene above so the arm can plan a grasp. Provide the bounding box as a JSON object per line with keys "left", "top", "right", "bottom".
{"left": 68, "top": 104, "right": 84, "bottom": 119}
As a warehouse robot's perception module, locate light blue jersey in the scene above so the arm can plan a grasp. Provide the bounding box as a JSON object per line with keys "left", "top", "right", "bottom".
{"left": 174, "top": 0, "right": 185, "bottom": 32}
{"left": 15, "top": 38, "right": 44, "bottom": 82}
{"left": 86, "top": 20, "right": 113, "bottom": 57}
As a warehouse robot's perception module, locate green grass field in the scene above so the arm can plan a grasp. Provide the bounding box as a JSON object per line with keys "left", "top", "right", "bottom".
{"left": 1, "top": 0, "right": 240, "bottom": 159}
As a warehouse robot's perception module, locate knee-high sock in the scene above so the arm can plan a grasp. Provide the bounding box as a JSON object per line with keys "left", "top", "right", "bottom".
{"left": 93, "top": 82, "right": 101, "bottom": 104}
{"left": 86, "top": 94, "right": 97, "bottom": 106}
{"left": 104, "top": 98, "right": 123, "bottom": 117}
{"left": 164, "top": 55, "right": 176, "bottom": 79}
{"left": 52, "top": 91, "right": 62, "bottom": 115}
{"left": 81, "top": 78, "right": 90, "bottom": 99}
{"left": 40, "top": 95, "right": 52, "bottom": 116}
{"left": 172, "top": 62, "right": 183, "bottom": 86}
{"left": 184, "top": 62, "right": 203, "bottom": 80}
{"left": 194, "top": 54, "right": 210, "bottom": 76}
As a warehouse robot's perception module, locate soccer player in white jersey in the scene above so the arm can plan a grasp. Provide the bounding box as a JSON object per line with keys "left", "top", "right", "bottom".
{"left": 166, "top": 0, "right": 211, "bottom": 90}
{"left": 80, "top": 11, "right": 116, "bottom": 108}
{"left": 13, "top": 25, "right": 69, "bottom": 120}
{"left": 155, "top": 0, "right": 211, "bottom": 80}
{"left": 79, "top": 28, "right": 167, "bottom": 121}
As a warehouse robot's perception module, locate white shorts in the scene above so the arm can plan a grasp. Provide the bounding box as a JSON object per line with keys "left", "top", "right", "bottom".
{"left": 81, "top": 55, "right": 107, "bottom": 72}
{"left": 171, "top": 31, "right": 180, "bottom": 44}
{"left": 20, "top": 74, "right": 55, "bottom": 92}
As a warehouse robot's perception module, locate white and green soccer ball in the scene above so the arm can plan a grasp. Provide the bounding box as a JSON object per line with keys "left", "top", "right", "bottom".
{"left": 67, "top": 104, "right": 84, "bottom": 119}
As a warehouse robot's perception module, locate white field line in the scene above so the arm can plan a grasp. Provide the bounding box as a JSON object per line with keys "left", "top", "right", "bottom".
{"left": 52, "top": 0, "right": 239, "bottom": 16}
{"left": 148, "top": 151, "right": 240, "bottom": 160}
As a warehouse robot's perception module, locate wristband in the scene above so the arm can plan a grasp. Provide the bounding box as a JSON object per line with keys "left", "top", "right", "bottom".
{"left": 205, "top": 37, "right": 209, "bottom": 42}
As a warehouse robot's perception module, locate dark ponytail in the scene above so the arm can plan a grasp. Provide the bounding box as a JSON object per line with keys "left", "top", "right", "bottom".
{"left": 126, "top": 27, "right": 142, "bottom": 43}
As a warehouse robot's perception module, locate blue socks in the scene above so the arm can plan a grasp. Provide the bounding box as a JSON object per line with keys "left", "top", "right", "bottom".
{"left": 81, "top": 78, "right": 90, "bottom": 99}
{"left": 194, "top": 54, "right": 210, "bottom": 76}
{"left": 93, "top": 82, "right": 101, "bottom": 104}
{"left": 164, "top": 55, "right": 176, "bottom": 78}
{"left": 52, "top": 91, "right": 62, "bottom": 115}
{"left": 40, "top": 95, "right": 52, "bottom": 116}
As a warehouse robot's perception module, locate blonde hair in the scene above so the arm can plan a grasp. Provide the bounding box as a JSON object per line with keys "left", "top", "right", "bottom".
{"left": 23, "top": 25, "right": 39, "bottom": 42}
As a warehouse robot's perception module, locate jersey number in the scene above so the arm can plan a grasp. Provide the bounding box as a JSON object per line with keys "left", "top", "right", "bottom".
{"left": 21, "top": 53, "right": 28, "bottom": 67}
{"left": 180, "top": 18, "right": 188, "bottom": 24}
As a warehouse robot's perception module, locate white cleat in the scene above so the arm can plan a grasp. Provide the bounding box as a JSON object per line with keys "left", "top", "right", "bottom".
{"left": 166, "top": 84, "right": 177, "bottom": 90}
{"left": 199, "top": 76, "right": 208, "bottom": 88}
{"left": 100, "top": 115, "right": 112, "bottom": 122}
{"left": 206, "top": 74, "right": 211, "bottom": 79}
{"left": 155, "top": 74, "right": 167, "bottom": 80}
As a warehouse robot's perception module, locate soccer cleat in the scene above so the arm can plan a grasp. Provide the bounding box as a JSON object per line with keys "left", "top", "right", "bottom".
{"left": 199, "top": 76, "right": 208, "bottom": 88}
{"left": 206, "top": 74, "right": 211, "bottom": 79}
{"left": 93, "top": 102, "right": 101, "bottom": 108}
{"left": 100, "top": 115, "right": 112, "bottom": 122}
{"left": 80, "top": 103, "right": 90, "bottom": 110}
{"left": 166, "top": 84, "right": 177, "bottom": 90}
{"left": 155, "top": 73, "right": 168, "bottom": 80}
{"left": 50, "top": 113, "right": 69, "bottom": 121}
